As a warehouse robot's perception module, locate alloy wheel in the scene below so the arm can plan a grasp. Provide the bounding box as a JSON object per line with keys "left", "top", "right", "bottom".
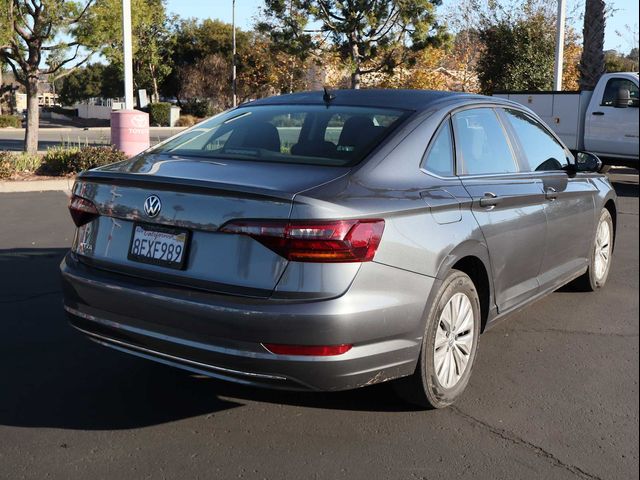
{"left": 594, "top": 219, "right": 611, "bottom": 282}
{"left": 433, "top": 292, "right": 476, "bottom": 389}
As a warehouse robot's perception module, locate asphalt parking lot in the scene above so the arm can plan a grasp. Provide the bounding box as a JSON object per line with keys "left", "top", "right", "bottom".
{"left": 0, "top": 170, "right": 638, "bottom": 480}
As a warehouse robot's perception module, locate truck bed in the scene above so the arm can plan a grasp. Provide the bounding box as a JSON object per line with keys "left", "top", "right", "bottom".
{"left": 494, "top": 90, "right": 593, "bottom": 151}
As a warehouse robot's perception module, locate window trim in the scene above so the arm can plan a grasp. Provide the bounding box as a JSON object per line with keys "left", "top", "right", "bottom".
{"left": 450, "top": 106, "right": 522, "bottom": 177}
{"left": 419, "top": 114, "right": 457, "bottom": 178}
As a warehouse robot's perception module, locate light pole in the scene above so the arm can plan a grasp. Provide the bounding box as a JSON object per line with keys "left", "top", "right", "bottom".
{"left": 111, "top": 0, "right": 149, "bottom": 158}
{"left": 232, "top": 0, "right": 237, "bottom": 107}
{"left": 553, "top": 0, "right": 567, "bottom": 91}
{"left": 122, "top": 0, "right": 135, "bottom": 109}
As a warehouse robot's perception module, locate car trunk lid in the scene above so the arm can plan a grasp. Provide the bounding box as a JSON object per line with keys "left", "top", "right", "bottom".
{"left": 71, "top": 155, "right": 349, "bottom": 297}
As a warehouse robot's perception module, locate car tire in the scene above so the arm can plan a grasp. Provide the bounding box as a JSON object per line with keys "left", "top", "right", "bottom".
{"left": 393, "top": 269, "right": 481, "bottom": 409}
{"left": 576, "top": 208, "right": 614, "bottom": 291}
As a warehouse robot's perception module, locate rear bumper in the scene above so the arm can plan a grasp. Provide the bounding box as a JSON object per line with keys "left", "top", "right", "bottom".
{"left": 61, "top": 253, "right": 436, "bottom": 391}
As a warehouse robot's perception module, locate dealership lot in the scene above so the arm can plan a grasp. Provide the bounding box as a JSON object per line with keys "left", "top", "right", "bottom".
{"left": 0, "top": 170, "right": 637, "bottom": 480}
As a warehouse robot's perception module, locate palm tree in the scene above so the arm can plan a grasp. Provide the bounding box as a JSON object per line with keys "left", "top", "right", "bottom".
{"left": 579, "top": 0, "right": 606, "bottom": 90}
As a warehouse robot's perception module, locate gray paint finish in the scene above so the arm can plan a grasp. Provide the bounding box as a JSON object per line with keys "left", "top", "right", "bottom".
{"left": 61, "top": 90, "right": 617, "bottom": 392}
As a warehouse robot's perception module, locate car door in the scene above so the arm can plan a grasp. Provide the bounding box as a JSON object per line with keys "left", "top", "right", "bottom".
{"left": 585, "top": 76, "right": 640, "bottom": 157}
{"left": 452, "top": 107, "right": 547, "bottom": 313}
{"left": 499, "top": 108, "right": 598, "bottom": 290}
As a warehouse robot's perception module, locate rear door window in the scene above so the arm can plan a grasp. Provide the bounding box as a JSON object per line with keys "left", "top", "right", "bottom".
{"left": 502, "top": 109, "right": 569, "bottom": 171}
{"left": 452, "top": 108, "right": 519, "bottom": 175}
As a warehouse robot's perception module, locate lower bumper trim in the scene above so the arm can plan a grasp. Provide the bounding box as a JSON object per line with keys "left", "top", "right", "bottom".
{"left": 66, "top": 305, "right": 293, "bottom": 387}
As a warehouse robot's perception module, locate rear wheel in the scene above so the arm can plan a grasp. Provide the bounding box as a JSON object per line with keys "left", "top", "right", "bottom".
{"left": 577, "top": 208, "right": 614, "bottom": 291}
{"left": 393, "top": 269, "right": 481, "bottom": 409}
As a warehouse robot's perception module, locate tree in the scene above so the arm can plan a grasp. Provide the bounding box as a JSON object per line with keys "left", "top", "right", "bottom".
{"left": 628, "top": 48, "right": 639, "bottom": 68}
{"left": 0, "top": 0, "right": 95, "bottom": 153}
{"left": 179, "top": 54, "right": 231, "bottom": 113}
{"left": 239, "top": 32, "right": 311, "bottom": 97}
{"left": 579, "top": 0, "right": 606, "bottom": 90}
{"left": 604, "top": 50, "right": 638, "bottom": 73}
{"left": 79, "top": 0, "right": 173, "bottom": 102}
{"left": 257, "top": 0, "right": 316, "bottom": 93}
{"left": 0, "top": 2, "right": 8, "bottom": 115}
{"left": 163, "top": 19, "right": 251, "bottom": 104}
{"left": 477, "top": 11, "right": 555, "bottom": 93}
{"left": 57, "top": 63, "right": 123, "bottom": 106}
{"left": 562, "top": 35, "right": 582, "bottom": 91}
{"left": 369, "top": 46, "right": 450, "bottom": 90}
{"left": 0, "top": 63, "right": 5, "bottom": 115}
{"left": 261, "top": 0, "right": 447, "bottom": 89}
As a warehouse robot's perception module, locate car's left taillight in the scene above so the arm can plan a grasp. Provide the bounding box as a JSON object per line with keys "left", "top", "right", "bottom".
{"left": 68, "top": 195, "right": 99, "bottom": 227}
{"left": 220, "top": 219, "right": 385, "bottom": 262}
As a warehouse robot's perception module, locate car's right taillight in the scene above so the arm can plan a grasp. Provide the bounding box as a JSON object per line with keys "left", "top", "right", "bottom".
{"left": 68, "top": 195, "right": 99, "bottom": 227}
{"left": 220, "top": 219, "right": 385, "bottom": 262}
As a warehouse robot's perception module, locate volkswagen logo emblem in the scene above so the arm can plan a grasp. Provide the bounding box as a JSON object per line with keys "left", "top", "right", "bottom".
{"left": 143, "top": 195, "right": 162, "bottom": 218}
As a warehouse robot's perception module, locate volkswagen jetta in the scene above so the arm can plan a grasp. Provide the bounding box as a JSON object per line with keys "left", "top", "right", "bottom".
{"left": 61, "top": 90, "right": 617, "bottom": 408}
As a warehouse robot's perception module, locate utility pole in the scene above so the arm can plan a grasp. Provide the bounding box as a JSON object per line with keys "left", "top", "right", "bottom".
{"left": 553, "top": 0, "right": 567, "bottom": 91}
{"left": 111, "top": 0, "right": 149, "bottom": 158}
{"left": 232, "top": 0, "right": 237, "bottom": 107}
{"left": 122, "top": 0, "right": 135, "bottom": 109}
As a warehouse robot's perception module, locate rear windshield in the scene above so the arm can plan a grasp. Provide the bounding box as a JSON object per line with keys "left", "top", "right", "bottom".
{"left": 153, "top": 104, "right": 411, "bottom": 167}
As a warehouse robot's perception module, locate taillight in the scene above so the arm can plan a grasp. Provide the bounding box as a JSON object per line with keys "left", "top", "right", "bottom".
{"left": 220, "top": 219, "right": 384, "bottom": 262}
{"left": 263, "top": 343, "right": 352, "bottom": 356}
{"left": 68, "top": 195, "right": 99, "bottom": 227}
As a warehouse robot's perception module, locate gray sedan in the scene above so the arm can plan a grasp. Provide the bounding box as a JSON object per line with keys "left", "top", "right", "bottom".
{"left": 61, "top": 90, "right": 617, "bottom": 409}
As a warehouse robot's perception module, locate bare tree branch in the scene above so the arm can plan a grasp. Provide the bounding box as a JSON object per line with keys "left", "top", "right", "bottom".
{"left": 49, "top": 52, "right": 95, "bottom": 81}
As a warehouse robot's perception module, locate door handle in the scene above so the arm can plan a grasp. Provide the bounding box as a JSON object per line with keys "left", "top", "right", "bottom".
{"left": 479, "top": 192, "right": 500, "bottom": 208}
{"left": 545, "top": 187, "right": 558, "bottom": 200}
{"left": 592, "top": 111, "right": 605, "bottom": 116}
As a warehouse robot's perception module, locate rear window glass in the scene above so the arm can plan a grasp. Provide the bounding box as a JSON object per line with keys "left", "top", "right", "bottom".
{"left": 153, "top": 105, "right": 410, "bottom": 167}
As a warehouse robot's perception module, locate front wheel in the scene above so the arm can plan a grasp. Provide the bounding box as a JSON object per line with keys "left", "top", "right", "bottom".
{"left": 576, "top": 208, "right": 614, "bottom": 291}
{"left": 393, "top": 270, "right": 481, "bottom": 409}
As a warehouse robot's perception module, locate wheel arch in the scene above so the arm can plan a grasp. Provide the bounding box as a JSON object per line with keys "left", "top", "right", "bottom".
{"left": 436, "top": 240, "right": 495, "bottom": 333}
{"left": 603, "top": 197, "right": 617, "bottom": 250}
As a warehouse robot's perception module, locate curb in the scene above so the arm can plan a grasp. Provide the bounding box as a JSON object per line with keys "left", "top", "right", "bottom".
{"left": 0, "top": 177, "right": 75, "bottom": 194}
{"left": 0, "top": 127, "right": 185, "bottom": 132}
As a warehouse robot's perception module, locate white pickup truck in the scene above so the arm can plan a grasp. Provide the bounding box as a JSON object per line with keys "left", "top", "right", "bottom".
{"left": 495, "top": 72, "right": 639, "bottom": 168}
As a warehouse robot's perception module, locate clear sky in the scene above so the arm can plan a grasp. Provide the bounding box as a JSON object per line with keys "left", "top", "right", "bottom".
{"left": 165, "top": 0, "right": 639, "bottom": 53}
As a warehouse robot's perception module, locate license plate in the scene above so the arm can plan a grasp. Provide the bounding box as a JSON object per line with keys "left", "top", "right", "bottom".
{"left": 128, "top": 223, "right": 190, "bottom": 269}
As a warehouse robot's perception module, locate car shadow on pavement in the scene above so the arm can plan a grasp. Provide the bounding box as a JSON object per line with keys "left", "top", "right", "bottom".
{"left": 0, "top": 248, "right": 417, "bottom": 431}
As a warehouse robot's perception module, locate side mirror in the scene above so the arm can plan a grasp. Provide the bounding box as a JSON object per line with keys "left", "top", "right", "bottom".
{"left": 574, "top": 151, "right": 603, "bottom": 173}
{"left": 615, "top": 88, "right": 630, "bottom": 108}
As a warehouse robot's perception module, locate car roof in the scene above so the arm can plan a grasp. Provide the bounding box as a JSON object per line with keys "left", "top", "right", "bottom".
{"left": 244, "top": 89, "right": 487, "bottom": 111}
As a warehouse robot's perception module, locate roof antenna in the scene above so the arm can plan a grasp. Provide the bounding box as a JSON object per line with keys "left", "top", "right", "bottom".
{"left": 323, "top": 86, "right": 335, "bottom": 104}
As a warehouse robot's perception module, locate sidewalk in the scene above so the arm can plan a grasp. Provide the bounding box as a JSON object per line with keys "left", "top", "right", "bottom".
{"left": 0, "top": 177, "right": 74, "bottom": 194}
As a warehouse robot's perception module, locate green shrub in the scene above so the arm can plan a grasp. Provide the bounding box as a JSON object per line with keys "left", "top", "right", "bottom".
{"left": 0, "top": 115, "right": 21, "bottom": 128}
{"left": 148, "top": 102, "right": 172, "bottom": 126}
{"left": 181, "top": 99, "right": 212, "bottom": 118}
{"left": 39, "top": 146, "right": 127, "bottom": 175}
{"left": 0, "top": 151, "right": 42, "bottom": 179}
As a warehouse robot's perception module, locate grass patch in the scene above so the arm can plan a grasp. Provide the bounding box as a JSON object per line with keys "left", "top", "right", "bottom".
{"left": 0, "top": 151, "right": 42, "bottom": 179}
{"left": 0, "top": 115, "right": 21, "bottom": 128}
